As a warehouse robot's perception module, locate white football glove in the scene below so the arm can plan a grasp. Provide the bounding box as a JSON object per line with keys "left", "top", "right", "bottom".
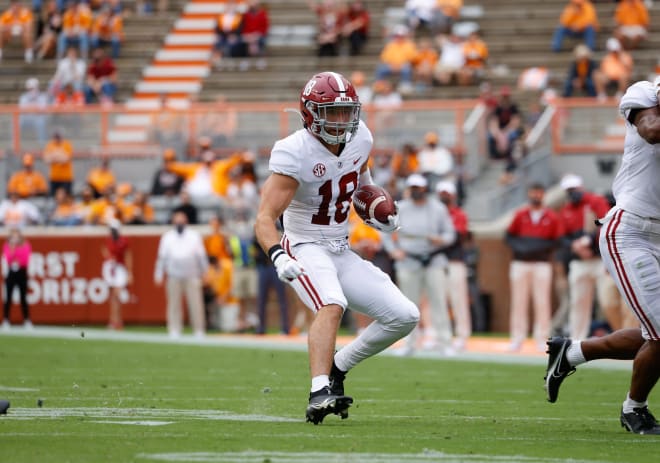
{"left": 365, "top": 203, "right": 400, "bottom": 233}
{"left": 270, "top": 247, "right": 305, "bottom": 282}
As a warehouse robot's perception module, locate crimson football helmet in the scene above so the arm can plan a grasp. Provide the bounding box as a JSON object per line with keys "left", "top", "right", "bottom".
{"left": 299, "top": 71, "right": 361, "bottom": 145}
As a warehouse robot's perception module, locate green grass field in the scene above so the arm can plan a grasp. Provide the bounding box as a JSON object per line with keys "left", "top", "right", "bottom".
{"left": 0, "top": 331, "right": 657, "bottom": 463}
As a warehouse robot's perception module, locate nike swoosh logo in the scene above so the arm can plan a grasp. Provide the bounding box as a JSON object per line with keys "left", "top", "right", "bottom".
{"left": 353, "top": 158, "right": 361, "bottom": 165}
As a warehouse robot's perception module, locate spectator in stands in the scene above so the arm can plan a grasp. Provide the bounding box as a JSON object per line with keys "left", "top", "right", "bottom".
{"left": 307, "top": 0, "right": 344, "bottom": 57}
{"left": 53, "top": 82, "right": 84, "bottom": 106}
{"left": 212, "top": 0, "right": 244, "bottom": 67}
{"left": 202, "top": 255, "right": 233, "bottom": 331}
{"left": 151, "top": 148, "right": 184, "bottom": 197}
{"left": 101, "top": 219, "right": 132, "bottom": 330}
{"left": 417, "top": 131, "right": 454, "bottom": 190}
{"left": 412, "top": 37, "right": 438, "bottom": 92}
{"left": 433, "top": 30, "right": 466, "bottom": 86}
{"left": 18, "top": 77, "right": 48, "bottom": 144}
{"left": 90, "top": 4, "right": 122, "bottom": 58}
{"left": 240, "top": 0, "right": 268, "bottom": 69}
{"left": 226, "top": 156, "right": 258, "bottom": 216}
{"left": 8, "top": 153, "right": 48, "bottom": 198}
{"left": 43, "top": 131, "right": 74, "bottom": 195}
{"left": 391, "top": 142, "right": 419, "bottom": 181}
{"left": 86, "top": 184, "right": 122, "bottom": 225}
{"left": 613, "top": 0, "right": 649, "bottom": 51}
{"left": 405, "top": 0, "right": 436, "bottom": 35}
{"left": 342, "top": 0, "right": 368, "bottom": 56}
{"left": 34, "top": 0, "right": 61, "bottom": 60}
{"left": 562, "top": 43, "right": 598, "bottom": 97}
{"left": 436, "top": 180, "right": 472, "bottom": 351}
{"left": 74, "top": 184, "right": 94, "bottom": 219}
{"left": 2, "top": 227, "right": 33, "bottom": 330}
{"left": 122, "top": 191, "right": 156, "bottom": 225}
{"left": 461, "top": 30, "right": 488, "bottom": 86}
{"left": 48, "top": 186, "right": 83, "bottom": 225}
{"left": 350, "top": 70, "right": 373, "bottom": 104}
{"left": 170, "top": 190, "right": 198, "bottom": 225}
{"left": 551, "top": 0, "right": 598, "bottom": 53}
{"left": 86, "top": 155, "right": 116, "bottom": 198}
{"left": 595, "top": 37, "right": 633, "bottom": 101}
{"left": 435, "top": 0, "right": 463, "bottom": 36}
{"left": 505, "top": 183, "right": 563, "bottom": 352}
{"left": 371, "top": 79, "right": 403, "bottom": 132}
{"left": 0, "top": 191, "right": 40, "bottom": 227}
{"left": 228, "top": 211, "right": 258, "bottom": 332}
{"left": 154, "top": 210, "right": 209, "bottom": 339}
{"left": 487, "top": 86, "right": 523, "bottom": 171}
{"left": 166, "top": 150, "right": 244, "bottom": 200}
{"left": 557, "top": 174, "right": 611, "bottom": 340}
{"left": 50, "top": 45, "right": 86, "bottom": 96}
{"left": 57, "top": 0, "right": 92, "bottom": 59}
{"left": 84, "top": 46, "right": 117, "bottom": 104}
{"left": 0, "top": 0, "right": 34, "bottom": 63}
{"left": 375, "top": 24, "right": 417, "bottom": 94}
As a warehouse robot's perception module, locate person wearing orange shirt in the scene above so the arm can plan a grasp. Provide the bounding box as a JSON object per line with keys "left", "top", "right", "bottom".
{"left": 122, "top": 191, "right": 156, "bottom": 225}
{"left": 204, "top": 215, "right": 232, "bottom": 262}
{"left": 43, "top": 131, "right": 74, "bottom": 196}
{"left": 460, "top": 30, "right": 488, "bottom": 86}
{"left": 7, "top": 153, "right": 48, "bottom": 199}
{"left": 90, "top": 5, "right": 123, "bottom": 58}
{"left": 435, "top": 0, "right": 463, "bottom": 36}
{"left": 57, "top": 0, "right": 92, "bottom": 59}
{"left": 613, "top": 0, "right": 649, "bottom": 51}
{"left": 0, "top": 0, "right": 33, "bottom": 62}
{"left": 167, "top": 150, "right": 244, "bottom": 199}
{"left": 390, "top": 142, "right": 419, "bottom": 181}
{"left": 48, "top": 187, "right": 84, "bottom": 226}
{"left": 551, "top": 0, "right": 598, "bottom": 52}
{"left": 86, "top": 155, "right": 116, "bottom": 198}
{"left": 212, "top": 0, "right": 243, "bottom": 65}
{"left": 0, "top": 0, "right": 34, "bottom": 62}
{"left": 86, "top": 185, "right": 121, "bottom": 225}
{"left": 595, "top": 37, "right": 633, "bottom": 100}
{"left": 375, "top": 24, "right": 418, "bottom": 92}
{"left": 412, "top": 37, "right": 438, "bottom": 91}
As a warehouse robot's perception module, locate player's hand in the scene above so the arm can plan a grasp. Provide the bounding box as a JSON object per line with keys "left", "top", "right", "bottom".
{"left": 365, "top": 203, "right": 400, "bottom": 233}
{"left": 273, "top": 253, "right": 305, "bottom": 282}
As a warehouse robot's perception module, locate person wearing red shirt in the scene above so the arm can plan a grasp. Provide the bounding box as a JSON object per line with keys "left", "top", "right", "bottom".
{"left": 436, "top": 180, "right": 471, "bottom": 351}
{"left": 101, "top": 219, "right": 133, "bottom": 330}
{"left": 342, "top": 0, "right": 369, "bottom": 56}
{"left": 240, "top": 0, "right": 269, "bottom": 64}
{"left": 505, "top": 183, "right": 564, "bottom": 351}
{"left": 84, "top": 46, "right": 117, "bottom": 104}
{"left": 557, "top": 174, "right": 612, "bottom": 340}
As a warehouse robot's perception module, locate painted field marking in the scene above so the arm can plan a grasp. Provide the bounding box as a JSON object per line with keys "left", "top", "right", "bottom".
{"left": 135, "top": 451, "right": 604, "bottom": 463}
{"left": 90, "top": 420, "right": 174, "bottom": 426}
{"left": 0, "top": 385, "right": 40, "bottom": 392}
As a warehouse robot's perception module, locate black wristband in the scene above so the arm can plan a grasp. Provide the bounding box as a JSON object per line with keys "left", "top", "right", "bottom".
{"left": 268, "top": 244, "right": 285, "bottom": 264}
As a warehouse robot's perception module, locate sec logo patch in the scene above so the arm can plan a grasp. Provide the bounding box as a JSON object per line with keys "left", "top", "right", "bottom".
{"left": 313, "top": 163, "right": 326, "bottom": 177}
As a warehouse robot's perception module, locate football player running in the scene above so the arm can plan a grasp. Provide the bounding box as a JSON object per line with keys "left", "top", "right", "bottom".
{"left": 545, "top": 77, "right": 660, "bottom": 435}
{"left": 255, "top": 71, "right": 419, "bottom": 424}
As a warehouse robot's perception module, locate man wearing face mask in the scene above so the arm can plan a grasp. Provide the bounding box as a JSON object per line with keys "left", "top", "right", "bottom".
{"left": 505, "top": 183, "right": 563, "bottom": 352}
{"left": 382, "top": 174, "right": 455, "bottom": 356}
{"left": 154, "top": 210, "right": 209, "bottom": 339}
{"left": 557, "top": 174, "right": 611, "bottom": 340}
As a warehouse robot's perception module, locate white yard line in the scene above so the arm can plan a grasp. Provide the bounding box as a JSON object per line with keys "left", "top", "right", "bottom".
{"left": 135, "top": 451, "right": 606, "bottom": 463}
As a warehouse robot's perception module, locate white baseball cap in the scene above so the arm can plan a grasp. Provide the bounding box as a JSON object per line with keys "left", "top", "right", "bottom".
{"left": 606, "top": 37, "right": 621, "bottom": 52}
{"left": 25, "top": 77, "right": 39, "bottom": 90}
{"left": 406, "top": 173, "right": 428, "bottom": 188}
{"left": 435, "top": 181, "right": 457, "bottom": 195}
{"left": 560, "top": 174, "right": 584, "bottom": 190}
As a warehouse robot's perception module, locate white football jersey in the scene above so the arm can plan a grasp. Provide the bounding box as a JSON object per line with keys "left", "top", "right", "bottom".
{"left": 613, "top": 81, "right": 660, "bottom": 219}
{"left": 269, "top": 120, "right": 373, "bottom": 246}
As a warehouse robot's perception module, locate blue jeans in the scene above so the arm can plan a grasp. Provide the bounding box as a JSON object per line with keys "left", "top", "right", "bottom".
{"left": 84, "top": 81, "right": 117, "bottom": 103}
{"left": 375, "top": 63, "right": 413, "bottom": 85}
{"left": 57, "top": 32, "right": 89, "bottom": 59}
{"left": 91, "top": 35, "right": 121, "bottom": 59}
{"left": 551, "top": 26, "right": 596, "bottom": 52}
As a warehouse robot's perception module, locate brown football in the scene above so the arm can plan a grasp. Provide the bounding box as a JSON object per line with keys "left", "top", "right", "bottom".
{"left": 353, "top": 185, "right": 396, "bottom": 224}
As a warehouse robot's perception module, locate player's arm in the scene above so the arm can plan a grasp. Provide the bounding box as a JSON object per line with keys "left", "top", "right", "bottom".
{"left": 254, "top": 173, "right": 304, "bottom": 281}
{"left": 631, "top": 106, "right": 660, "bottom": 144}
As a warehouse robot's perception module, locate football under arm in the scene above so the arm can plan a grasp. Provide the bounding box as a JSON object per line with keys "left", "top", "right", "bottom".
{"left": 254, "top": 173, "right": 298, "bottom": 253}
{"left": 632, "top": 106, "right": 660, "bottom": 144}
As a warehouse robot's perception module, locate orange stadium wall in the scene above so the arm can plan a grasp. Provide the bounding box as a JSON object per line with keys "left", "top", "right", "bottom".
{"left": 2, "top": 232, "right": 166, "bottom": 325}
